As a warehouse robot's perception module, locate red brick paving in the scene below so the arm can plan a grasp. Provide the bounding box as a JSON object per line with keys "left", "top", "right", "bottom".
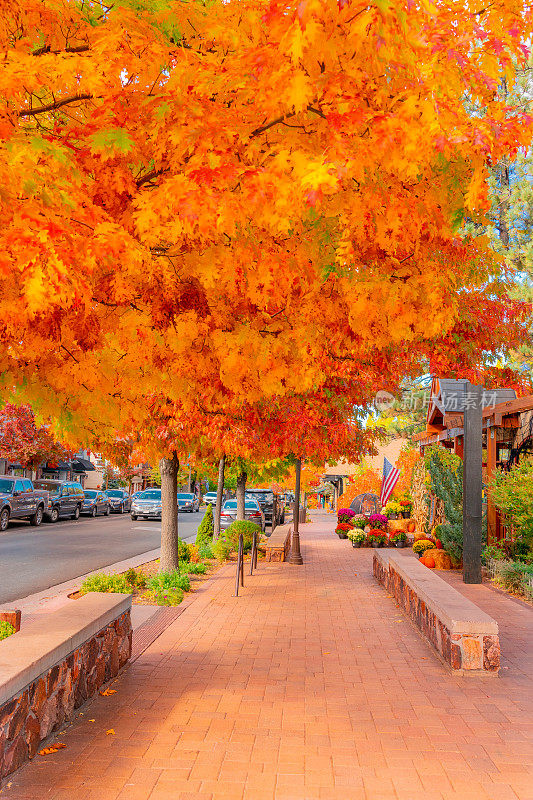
{"left": 2, "top": 514, "right": 532, "bottom": 800}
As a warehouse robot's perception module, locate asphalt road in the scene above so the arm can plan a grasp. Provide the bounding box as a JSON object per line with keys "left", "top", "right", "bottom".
{"left": 0, "top": 508, "right": 206, "bottom": 604}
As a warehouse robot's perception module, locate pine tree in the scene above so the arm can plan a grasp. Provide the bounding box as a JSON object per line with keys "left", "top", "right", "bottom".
{"left": 196, "top": 504, "right": 214, "bottom": 548}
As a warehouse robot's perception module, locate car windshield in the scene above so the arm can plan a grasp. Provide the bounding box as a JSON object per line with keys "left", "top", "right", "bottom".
{"left": 140, "top": 490, "right": 161, "bottom": 499}
{"left": 177, "top": 493, "right": 195, "bottom": 500}
{"left": 84, "top": 490, "right": 97, "bottom": 498}
{"left": 247, "top": 492, "right": 273, "bottom": 502}
{"left": 0, "top": 478, "right": 14, "bottom": 492}
{"left": 106, "top": 491, "right": 124, "bottom": 497}
{"left": 34, "top": 481, "right": 60, "bottom": 495}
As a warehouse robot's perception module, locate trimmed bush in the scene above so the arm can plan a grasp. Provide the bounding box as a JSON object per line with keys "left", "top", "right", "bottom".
{"left": 196, "top": 504, "right": 214, "bottom": 548}
{"left": 0, "top": 620, "right": 15, "bottom": 641}
{"left": 224, "top": 520, "right": 261, "bottom": 552}
{"left": 212, "top": 538, "right": 233, "bottom": 561}
{"left": 187, "top": 563, "right": 207, "bottom": 575}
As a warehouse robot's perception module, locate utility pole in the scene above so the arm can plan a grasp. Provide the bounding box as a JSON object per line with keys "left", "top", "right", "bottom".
{"left": 463, "top": 382, "right": 483, "bottom": 584}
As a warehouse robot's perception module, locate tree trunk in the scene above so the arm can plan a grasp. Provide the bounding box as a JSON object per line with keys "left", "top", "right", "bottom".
{"left": 213, "top": 454, "right": 226, "bottom": 541}
{"left": 160, "top": 453, "right": 179, "bottom": 573}
{"left": 236, "top": 469, "right": 247, "bottom": 521}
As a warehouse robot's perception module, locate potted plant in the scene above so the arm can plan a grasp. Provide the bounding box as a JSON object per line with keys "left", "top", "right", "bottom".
{"left": 399, "top": 498, "right": 413, "bottom": 518}
{"left": 367, "top": 529, "right": 386, "bottom": 548}
{"left": 335, "top": 522, "right": 353, "bottom": 539}
{"left": 368, "top": 513, "right": 388, "bottom": 531}
{"left": 348, "top": 529, "right": 366, "bottom": 548}
{"left": 337, "top": 507, "right": 356, "bottom": 524}
{"left": 413, "top": 539, "right": 435, "bottom": 558}
{"left": 353, "top": 517, "right": 367, "bottom": 530}
{"left": 383, "top": 501, "right": 402, "bottom": 520}
{"left": 389, "top": 530, "right": 407, "bottom": 548}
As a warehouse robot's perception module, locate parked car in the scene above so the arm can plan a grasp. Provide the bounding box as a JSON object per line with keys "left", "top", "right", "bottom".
{"left": 220, "top": 498, "right": 265, "bottom": 533}
{"left": 0, "top": 476, "right": 48, "bottom": 531}
{"left": 81, "top": 490, "right": 111, "bottom": 517}
{"left": 203, "top": 491, "right": 218, "bottom": 507}
{"left": 34, "top": 480, "right": 84, "bottom": 522}
{"left": 131, "top": 488, "right": 162, "bottom": 520}
{"left": 105, "top": 489, "right": 132, "bottom": 514}
{"left": 177, "top": 492, "right": 199, "bottom": 513}
{"left": 245, "top": 489, "right": 284, "bottom": 528}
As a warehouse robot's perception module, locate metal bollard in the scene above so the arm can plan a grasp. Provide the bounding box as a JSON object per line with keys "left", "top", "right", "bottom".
{"left": 234, "top": 533, "right": 244, "bottom": 596}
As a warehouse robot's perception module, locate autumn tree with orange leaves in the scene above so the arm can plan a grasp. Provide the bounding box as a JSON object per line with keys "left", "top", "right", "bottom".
{"left": 1, "top": 0, "right": 532, "bottom": 566}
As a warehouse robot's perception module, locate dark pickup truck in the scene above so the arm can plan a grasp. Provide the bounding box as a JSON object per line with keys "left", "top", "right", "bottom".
{"left": 245, "top": 489, "right": 284, "bottom": 530}
{"left": 0, "top": 476, "right": 48, "bottom": 532}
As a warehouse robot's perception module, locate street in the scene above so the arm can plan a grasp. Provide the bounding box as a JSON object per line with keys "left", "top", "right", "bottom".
{"left": 0, "top": 509, "right": 206, "bottom": 604}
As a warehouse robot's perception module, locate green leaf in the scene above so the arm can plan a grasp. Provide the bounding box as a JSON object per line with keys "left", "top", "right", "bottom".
{"left": 89, "top": 128, "right": 134, "bottom": 157}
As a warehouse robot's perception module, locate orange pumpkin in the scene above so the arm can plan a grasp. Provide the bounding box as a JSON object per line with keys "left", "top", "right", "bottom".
{"left": 424, "top": 556, "right": 436, "bottom": 568}
{"left": 407, "top": 522, "right": 416, "bottom": 533}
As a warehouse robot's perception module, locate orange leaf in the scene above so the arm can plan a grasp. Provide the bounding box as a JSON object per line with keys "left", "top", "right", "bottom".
{"left": 99, "top": 688, "right": 117, "bottom": 696}
{"left": 39, "top": 743, "right": 67, "bottom": 755}
{"left": 106, "top": 729, "right": 115, "bottom": 735}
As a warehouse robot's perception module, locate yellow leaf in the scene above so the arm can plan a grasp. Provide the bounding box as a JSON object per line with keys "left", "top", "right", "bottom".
{"left": 106, "top": 729, "right": 115, "bottom": 736}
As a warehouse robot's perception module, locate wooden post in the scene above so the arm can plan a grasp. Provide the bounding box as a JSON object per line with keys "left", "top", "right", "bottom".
{"left": 486, "top": 426, "right": 497, "bottom": 545}
{"left": 463, "top": 383, "right": 483, "bottom": 584}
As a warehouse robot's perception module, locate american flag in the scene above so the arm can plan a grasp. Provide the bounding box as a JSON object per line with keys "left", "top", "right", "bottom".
{"left": 380, "top": 457, "right": 400, "bottom": 507}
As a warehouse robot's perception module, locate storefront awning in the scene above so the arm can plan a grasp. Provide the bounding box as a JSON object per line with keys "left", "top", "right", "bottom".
{"left": 71, "top": 458, "right": 96, "bottom": 472}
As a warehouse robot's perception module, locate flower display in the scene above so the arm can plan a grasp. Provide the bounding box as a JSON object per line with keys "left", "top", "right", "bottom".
{"left": 337, "top": 508, "right": 356, "bottom": 524}
{"left": 368, "top": 513, "right": 388, "bottom": 530}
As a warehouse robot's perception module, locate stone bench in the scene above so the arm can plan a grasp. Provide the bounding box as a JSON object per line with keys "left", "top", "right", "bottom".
{"left": 264, "top": 524, "right": 292, "bottom": 562}
{"left": 0, "top": 593, "right": 132, "bottom": 780}
{"left": 373, "top": 551, "right": 499, "bottom": 675}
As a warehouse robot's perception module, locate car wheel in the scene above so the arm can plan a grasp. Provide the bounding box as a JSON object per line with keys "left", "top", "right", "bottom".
{"left": 30, "top": 506, "right": 43, "bottom": 527}
{"left": 0, "top": 508, "right": 9, "bottom": 532}
{"left": 72, "top": 505, "right": 80, "bottom": 520}
{"left": 50, "top": 507, "right": 59, "bottom": 523}
{"left": 131, "top": 514, "right": 137, "bottom": 521}
{"left": 91, "top": 506, "right": 97, "bottom": 518}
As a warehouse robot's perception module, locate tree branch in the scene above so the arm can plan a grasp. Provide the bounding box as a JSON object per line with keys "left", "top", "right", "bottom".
{"left": 19, "top": 93, "right": 93, "bottom": 117}
{"left": 32, "top": 44, "right": 90, "bottom": 56}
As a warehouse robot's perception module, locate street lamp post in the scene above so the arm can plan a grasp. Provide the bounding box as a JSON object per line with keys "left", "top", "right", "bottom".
{"left": 289, "top": 457, "right": 304, "bottom": 565}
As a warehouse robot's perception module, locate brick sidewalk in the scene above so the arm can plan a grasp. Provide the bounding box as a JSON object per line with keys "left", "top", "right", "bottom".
{"left": 3, "top": 516, "right": 532, "bottom": 800}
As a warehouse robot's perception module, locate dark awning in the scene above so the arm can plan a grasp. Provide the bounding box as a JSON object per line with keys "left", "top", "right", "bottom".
{"left": 71, "top": 458, "right": 96, "bottom": 472}
{"left": 42, "top": 461, "right": 71, "bottom": 471}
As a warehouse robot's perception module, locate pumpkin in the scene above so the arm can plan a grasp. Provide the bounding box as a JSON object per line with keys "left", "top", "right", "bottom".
{"left": 424, "top": 548, "right": 452, "bottom": 570}
{"left": 407, "top": 522, "right": 416, "bottom": 533}
{"left": 424, "top": 556, "right": 436, "bottom": 568}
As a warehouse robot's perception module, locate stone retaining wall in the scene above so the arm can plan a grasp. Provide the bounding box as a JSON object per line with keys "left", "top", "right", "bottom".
{"left": 374, "top": 552, "right": 500, "bottom": 675}
{"left": 0, "top": 596, "right": 131, "bottom": 781}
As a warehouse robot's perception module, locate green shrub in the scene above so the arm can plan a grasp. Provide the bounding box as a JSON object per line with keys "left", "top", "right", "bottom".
{"left": 178, "top": 538, "right": 191, "bottom": 562}
{"left": 494, "top": 560, "right": 533, "bottom": 595}
{"left": 212, "top": 538, "right": 233, "bottom": 561}
{"left": 196, "top": 504, "right": 214, "bottom": 547}
{"left": 187, "top": 563, "right": 207, "bottom": 575}
{"left": 198, "top": 543, "right": 214, "bottom": 559}
{"left": 424, "top": 446, "right": 464, "bottom": 562}
{"left": 490, "top": 457, "right": 533, "bottom": 549}
{"left": 224, "top": 520, "right": 261, "bottom": 553}
{"left": 80, "top": 573, "right": 131, "bottom": 594}
{"left": 124, "top": 568, "right": 147, "bottom": 589}
{"left": 0, "top": 621, "right": 15, "bottom": 641}
{"left": 151, "top": 588, "right": 184, "bottom": 606}
{"left": 148, "top": 570, "right": 190, "bottom": 593}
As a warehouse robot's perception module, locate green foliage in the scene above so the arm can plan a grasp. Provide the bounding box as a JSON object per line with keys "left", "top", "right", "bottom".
{"left": 493, "top": 560, "right": 533, "bottom": 597}
{"left": 353, "top": 518, "right": 367, "bottom": 530}
{"left": 150, "top": 588, "right": 184, "bottom": 606}
{"left": 224, "top": 519, "right": 261, "bottom": 552}
{"left": 186, "top": 563, "right": 207, "bottom": 575}
{"left": 347, "top": 530, "right": 365, "bottom": 544}
{"left": 196, "top": 503, "right": 214, "bottom": 547}
{"left": 198, "top": 543, "right": 214, "bottom": 559}
{"left": 212, "top": 538, "right": 233, "bottom": 560}
{"left": 80, "top": 573, "right": 131, "bottom": 594}
{"left": 424, "top": 446, "right": 464, "bottom": 561}
{"left": 490, "top": 457, "right": 533, "bottom": 549}
{"left": 0, "top": 620, "right": 15, "bottom": 641}
{"left": 124, "top": 568, "right": 147, "bottom": 589}
{"left": 148, "top": 570, "right": 190, "bottom": 593}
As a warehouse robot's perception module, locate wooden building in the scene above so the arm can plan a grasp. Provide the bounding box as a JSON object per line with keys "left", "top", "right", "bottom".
{"left": 413, "top": 377, "right": 533, "bottom": 542}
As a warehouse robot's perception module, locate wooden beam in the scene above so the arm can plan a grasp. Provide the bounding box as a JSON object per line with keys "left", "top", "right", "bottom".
{"left": 486, "top": 426, "right": 497, "bottom": 545}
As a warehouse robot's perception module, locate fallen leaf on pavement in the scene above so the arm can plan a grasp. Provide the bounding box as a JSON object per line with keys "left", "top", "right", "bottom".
{"left": 100, "top": 689, "right": 117, "bottom": 696}
{"left": 89, "top": 719, "right": 96, "bottom": 722}
{"left": 106, "top": 729, "right": 115, "bottom": 736}
{"left": 39, "top": 743, "right": 66, "bottom": 755}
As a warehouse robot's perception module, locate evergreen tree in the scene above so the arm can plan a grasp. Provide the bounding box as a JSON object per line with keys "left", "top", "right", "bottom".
{"left": 196, "top": 503, "right": 214, "bottom": 548}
